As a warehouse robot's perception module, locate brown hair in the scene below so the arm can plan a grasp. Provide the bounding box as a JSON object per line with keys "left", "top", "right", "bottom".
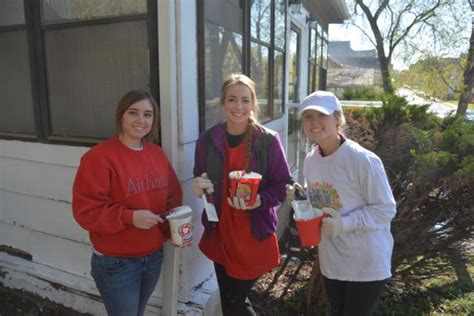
{"left": 116, "top": 89, "right": 159, "bottom": 142}
{"left": 220, "top": 73, "right": 261, "bottom": 172}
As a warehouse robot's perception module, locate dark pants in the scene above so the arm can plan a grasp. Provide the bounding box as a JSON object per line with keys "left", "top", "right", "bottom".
{"left": 214, "top": 263, "right": 258, "bottom": 316}
{"left": 323, "top": 276, "right": 387, "bottom": 316}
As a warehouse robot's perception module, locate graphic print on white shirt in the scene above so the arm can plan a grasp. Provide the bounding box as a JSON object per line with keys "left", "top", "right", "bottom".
{"left": 307, "top": 181, "right": 342, "bottom": 211}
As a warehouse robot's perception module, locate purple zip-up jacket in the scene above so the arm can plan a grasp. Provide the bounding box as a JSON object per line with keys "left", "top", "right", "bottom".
{"left": 194, "top": 122, "right": 291, "bottom": 241}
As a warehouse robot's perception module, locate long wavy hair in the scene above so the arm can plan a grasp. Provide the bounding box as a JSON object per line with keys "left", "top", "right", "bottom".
{"left": 220, "top": 73, "right": 262, "bottom": 172}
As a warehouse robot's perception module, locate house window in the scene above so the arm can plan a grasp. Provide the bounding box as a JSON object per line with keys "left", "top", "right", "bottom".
{"left": 0, "top": 0, "right": 158, "bottom": 145}
{"left": 204, "top": 22, "right": 243, "bottom": 130}
{"left": 307, "top": 21, "right": 325, "bottom": 93}
{"left": 250, "top": 0, "right": 272, "bottom": 119}
{"left": 198, "top": 0, "right": 287, "bottom": 131}
{"left": 287, "top": 25, "right": 301, "bottom": 171}
{"left": 307, "top": 26, "right": 318, "bottom": 93}
{"left": 321, "top": 33, "right": 328, "bottom": 70}
{"left": 250, "top": 42, "right": 270, "bottom": 117}
{"left": 273, "top": 0, "right": 286, "bottom": 117}
{"left": 288, "top": 26, "right": 300, "bottom": 103}
{"left": 320, "top": 30, "right": 328, "bottom": 90}
{"left": 200, "top": 0, "right": 243, "bottom": 130}
{"left": 0, "top": 1, "right": 36, "bottom": 135}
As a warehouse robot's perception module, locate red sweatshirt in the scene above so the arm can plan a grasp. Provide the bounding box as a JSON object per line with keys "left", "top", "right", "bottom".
{"left": 72, "top": 137, "right": 182, "bottom": 257}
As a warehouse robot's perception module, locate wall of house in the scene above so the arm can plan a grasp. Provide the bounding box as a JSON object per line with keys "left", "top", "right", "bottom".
{"left": 0, "top": 1, "right": 345, "bottom": 314}
{"left": 0, "top": 140, "right": 109, "bottom": 314}
{"left": 0, "top": 140, "right": 207, "bottom": 315}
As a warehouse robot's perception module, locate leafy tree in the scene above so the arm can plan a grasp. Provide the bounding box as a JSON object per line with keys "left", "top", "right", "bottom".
{"left": 366, "top": 98, "right": 474, "bottom": 288}
{"left": 393, "top": 0, "right": 472, "bottom": 115}
{"left": 347, "top": 0, "right": 469, "bottom": 96}
{"left": 394, "top": 56, "right": 465, "bottom": 100}
{"left": 456, "top": 0, "right": 474, "bottom": 115}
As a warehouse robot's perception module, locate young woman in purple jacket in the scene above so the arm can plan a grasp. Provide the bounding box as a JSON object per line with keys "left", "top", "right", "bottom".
{"left": 192, "top": 73, "right": 291, "bottom": 316}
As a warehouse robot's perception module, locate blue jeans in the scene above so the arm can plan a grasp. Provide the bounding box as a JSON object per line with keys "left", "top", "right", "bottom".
{"left": 91, "top": 248, "right": 164, "bottom": 316}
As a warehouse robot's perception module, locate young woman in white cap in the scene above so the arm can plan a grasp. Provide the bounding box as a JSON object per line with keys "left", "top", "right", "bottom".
{"left": 299, "top": 90, "right": 396, "bottom": 315}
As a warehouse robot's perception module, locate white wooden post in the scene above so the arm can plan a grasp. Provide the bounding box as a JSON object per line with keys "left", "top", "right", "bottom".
{"left": 157, "top": 0, "right": 180, "bottom": 315}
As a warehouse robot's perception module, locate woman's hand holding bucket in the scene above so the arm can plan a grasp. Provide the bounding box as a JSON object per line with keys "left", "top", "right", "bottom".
{"left": 321, "top": 207, "right": 342, "bottom": 239}
{"left": 227, "top": 194, "right": 261, "bottom": 210}
{"left": 228, "top": 171, "right": 262, "bottom": 207}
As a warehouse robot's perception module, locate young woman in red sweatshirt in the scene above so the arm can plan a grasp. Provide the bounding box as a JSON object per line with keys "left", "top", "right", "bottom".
{"left": 72, "top": 90, "right": 182, "bottom": 316}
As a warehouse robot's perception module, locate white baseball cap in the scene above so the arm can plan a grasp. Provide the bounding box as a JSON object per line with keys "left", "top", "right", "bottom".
{"left": 299, "top": 91, "right": 342, "bottom": 116}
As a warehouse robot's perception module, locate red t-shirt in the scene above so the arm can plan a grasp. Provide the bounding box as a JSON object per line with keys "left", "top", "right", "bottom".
{"left": 199, "top": 141, "right": 279, "bottom": 280}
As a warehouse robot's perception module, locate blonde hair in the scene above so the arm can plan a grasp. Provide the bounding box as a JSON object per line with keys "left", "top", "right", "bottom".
{"left": 220, "top": 73, "right": 261, "bottom": 172}
{"left": 333, "top": 110, "right": 346, "bottom": 132}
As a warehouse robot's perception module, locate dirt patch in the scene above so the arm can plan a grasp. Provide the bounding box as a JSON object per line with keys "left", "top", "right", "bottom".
{"left": 0, "top": 284, "right": 89, "bottom": 316}
{"left": 249, "top": 226, "right": 329, "bottom": 316}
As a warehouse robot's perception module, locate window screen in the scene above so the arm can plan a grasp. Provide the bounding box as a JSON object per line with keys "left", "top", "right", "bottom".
{"left": 0, "top": 1, "right": 35, "bottom": 135}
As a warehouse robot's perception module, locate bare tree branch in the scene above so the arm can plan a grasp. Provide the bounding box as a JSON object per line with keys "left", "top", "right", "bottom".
{"left": 390, "top": 1, "right": 443, "bottom": 55}
{"left": 348, "top": 21, "right": 378, "bottom": 47}
{"left": 374, "top": 0, "right": 390, "bottom": 22}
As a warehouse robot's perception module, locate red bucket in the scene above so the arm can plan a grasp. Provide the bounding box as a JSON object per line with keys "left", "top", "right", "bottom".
{"left": 229, "top": 171, "right": 262, "bottom": 206}
{"left": 294, "top": 214, "right": 324, "bottom": 247}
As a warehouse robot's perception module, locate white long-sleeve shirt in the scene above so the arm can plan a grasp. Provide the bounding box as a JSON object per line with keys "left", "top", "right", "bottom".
{"left": 303, "top": 139, "right": 396, "bottom": 281}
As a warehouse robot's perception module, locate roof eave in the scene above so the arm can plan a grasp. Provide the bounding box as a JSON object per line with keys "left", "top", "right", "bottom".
{"left": 303, "top": 0, "right": 350, "bottom": 27}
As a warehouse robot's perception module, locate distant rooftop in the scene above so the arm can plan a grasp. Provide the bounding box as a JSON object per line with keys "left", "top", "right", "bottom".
{"left": 328, "top": 41, "right": 380, "bottom": 69}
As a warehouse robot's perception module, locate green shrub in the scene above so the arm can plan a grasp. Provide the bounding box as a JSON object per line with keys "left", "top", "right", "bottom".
{"left": 412, "top": 151, "right": 458, "bottom": 187}
{"left": 343, "top": 86, "right": 386, "bottom": 101}
{"left": 454, "top": 155, "right": 474, "bottom": 184}
{"left": 440, "top": 117, "right": 474, "bottom": 156}
{"left": 380, "top": 95, "right": 411, "bottom": 126}
{"left": 357, "top": 90, "right": 474, "bottom": 291}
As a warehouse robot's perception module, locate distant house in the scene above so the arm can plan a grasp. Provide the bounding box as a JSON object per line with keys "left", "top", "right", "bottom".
{"left": 327, "top": 41, "right": 382, "bottom": 97}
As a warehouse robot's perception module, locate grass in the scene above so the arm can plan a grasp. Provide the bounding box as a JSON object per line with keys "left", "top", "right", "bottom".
{"left": 375, "top": 282, "right": 473, "bottom": 315}
{"left": 251, "top": 254, "right": 473, "bottom": 315}
{"left": 374, "top": 256, "right": 474, "bottom": 315}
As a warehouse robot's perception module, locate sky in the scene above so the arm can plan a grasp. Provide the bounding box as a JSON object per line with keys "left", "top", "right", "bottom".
{"left": 329, "top": 24, "right": 368, "bottom": 51}
{"left": 328, "top": 3, "right": 471, "bottom": 71}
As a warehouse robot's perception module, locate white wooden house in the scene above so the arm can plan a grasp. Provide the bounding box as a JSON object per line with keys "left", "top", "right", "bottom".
{"left": 0, "top": 0, "right": 348, "bottom": 314}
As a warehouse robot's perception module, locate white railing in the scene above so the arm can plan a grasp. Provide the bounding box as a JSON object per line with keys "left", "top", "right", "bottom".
{"left": 340, "top": 100, "right": 383, "bottom": 107}
{"left": 289, "top": 100, "right": 383, "bottom": 108}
